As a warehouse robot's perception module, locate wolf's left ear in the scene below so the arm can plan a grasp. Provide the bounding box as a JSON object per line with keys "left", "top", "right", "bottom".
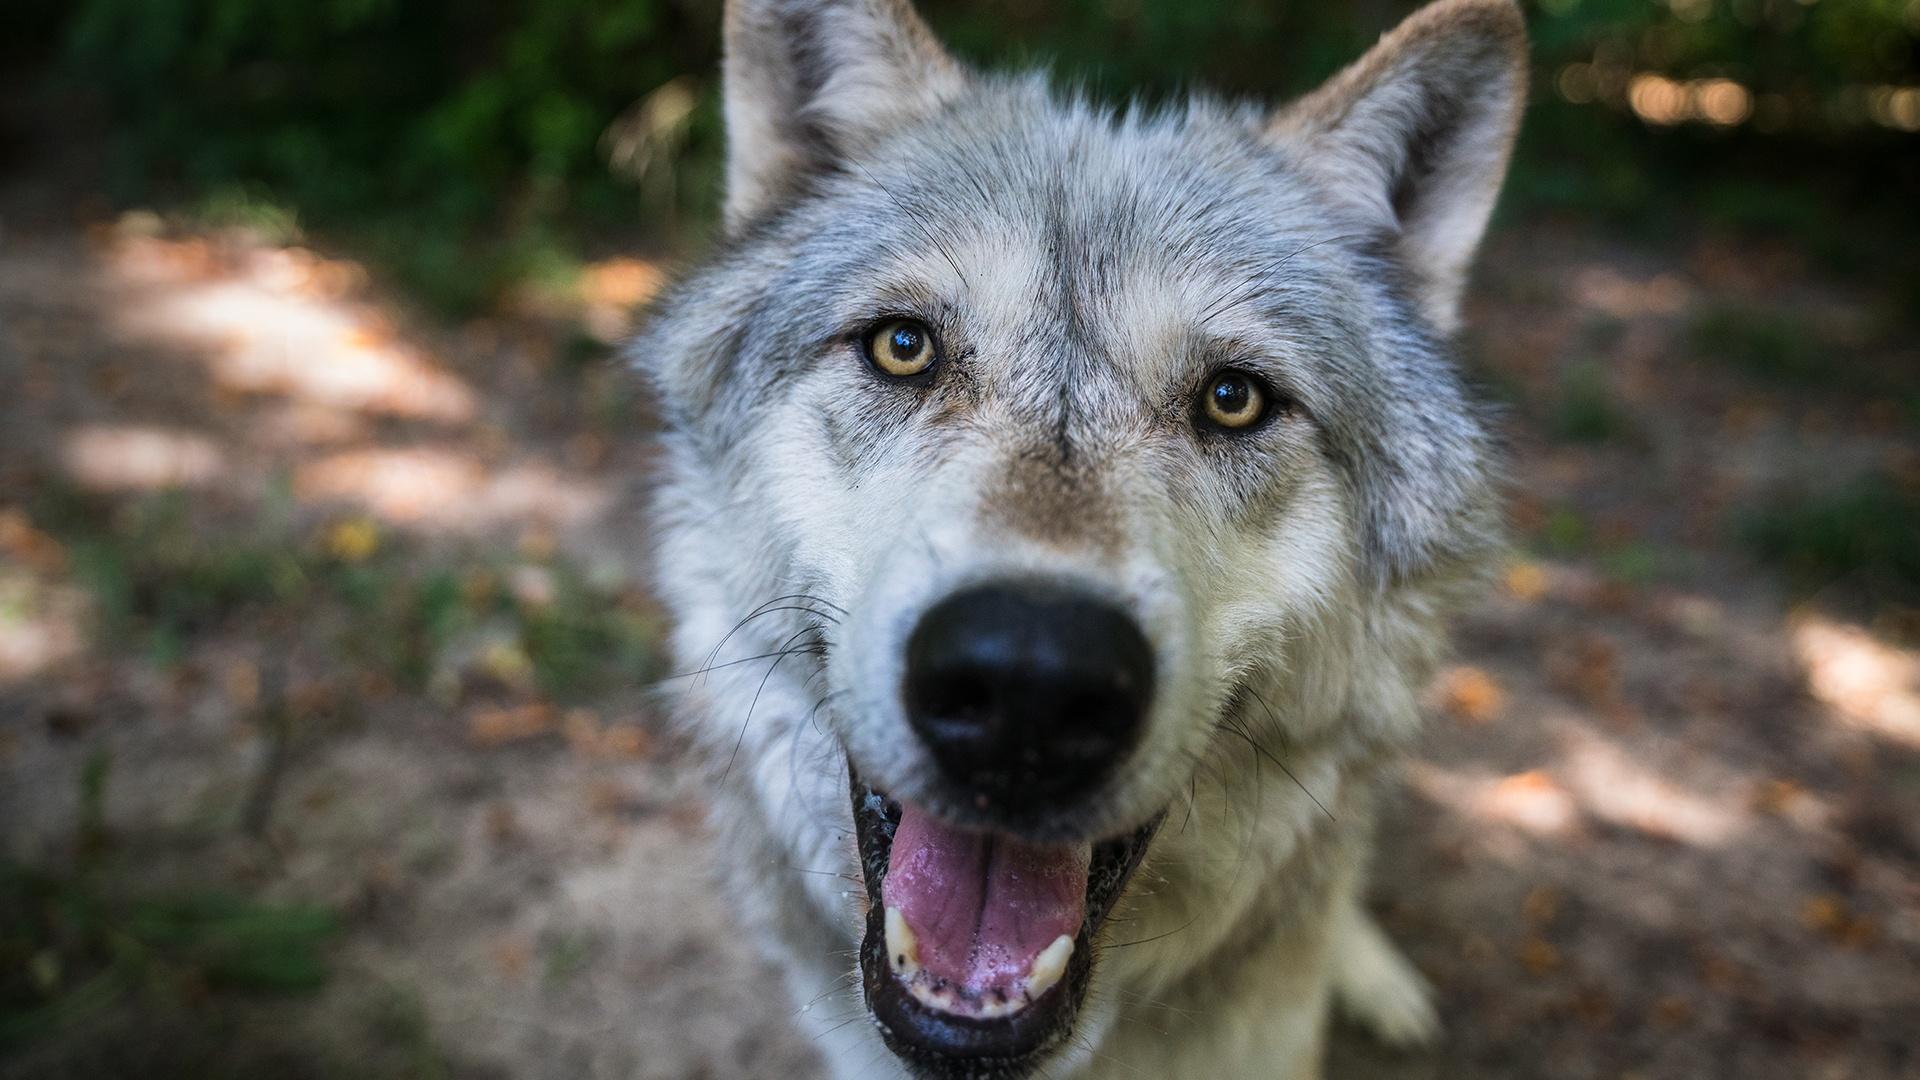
{"left": 722, "top": 0, "right": 965, "bottom": 230}
{"left": 1268, "top": 0, "right": 1527, "bottom": 333}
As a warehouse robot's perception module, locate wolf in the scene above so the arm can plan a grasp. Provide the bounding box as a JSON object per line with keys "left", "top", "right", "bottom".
{"left": 632, "top": 0, "right": 1526, "bottom": 1076}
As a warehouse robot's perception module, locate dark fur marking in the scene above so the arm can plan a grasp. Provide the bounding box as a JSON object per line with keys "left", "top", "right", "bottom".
{"left": 981, "top": 443, "right": 1121, "bottom": 553}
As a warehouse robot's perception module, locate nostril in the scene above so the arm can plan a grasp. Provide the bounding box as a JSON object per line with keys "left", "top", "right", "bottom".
{"left": 920, "top": 669, "right": 990, "bottom": 714}
{"left": 902, "top": 582, "right": 1155, "bottom": 809}
{"left": 1059, "top": 691, "right": 1120, "bottom": 724}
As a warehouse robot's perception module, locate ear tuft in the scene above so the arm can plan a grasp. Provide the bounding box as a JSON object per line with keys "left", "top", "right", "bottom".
{"left": 723, "top": 0, "right": 965, "bottom": 230}
{"left": 1269, "top": 0, "right": 1528, "bottom": 333}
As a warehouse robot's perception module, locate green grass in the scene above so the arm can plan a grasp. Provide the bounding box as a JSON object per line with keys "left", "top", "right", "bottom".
{"left": 1537, "top": 507, "right": 1592, "bottom": 557}
{"left": 541, "top": 931, "right": 597, "bottom": 987}
{"left": 1548, "top": 361, "right": 1635, "bottom": 445}
{"left": 29, "top": 483, "right": 661, "bottom": 699}
{"left": 1684, "top": 302, "right": 1920, "bottom": 403}
{"left": 0, "top": 652, "right": 456, "bottom": 1078}
{"left": 1742, "top": 473, "right": 1920, "bottom": 594}
{"left": 1687, "top": 305, "right": 1831, "bottom": 388}
{"left": 1, "top": 856, "right": 339, "bottom": 1053}
{"left": 336, "top": 558, "right": 661, "bottom": 700}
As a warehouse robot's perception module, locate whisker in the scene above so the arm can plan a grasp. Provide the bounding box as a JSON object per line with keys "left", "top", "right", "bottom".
{"left": 797, "top": 972, "right": 859, "bottom": 1014}
{"left": 721, "top": 625, "right": 821, "bottom": 784}
{"left": 852, "top": 161, "right": 972, "bottom": 290}
{"left": 1239, "top": 691, "right": 1336, "bottom": 821}
{"left": 1105, "top": 909, "right": 1202, "bottom": 950}
{"left": 812, "top": 1012, "right": 869, "bottom": 1042}
{"left": 1072, "top": 1030, "right": 1155, "bottom": 1075}
{"left": 1113, "top": 987, "right": 1198, "bottom": 1020}
{"left": 697, "top": 596, "right": 842, "bottom": 687}
{"left": 655, "top": 645, "right": 827, "bottom": 683}
{"left": 808, "top": 689, "right": 847, "bottom": 736}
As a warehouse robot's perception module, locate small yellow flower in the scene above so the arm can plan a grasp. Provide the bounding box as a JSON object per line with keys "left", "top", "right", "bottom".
{"left": 326, "top": 518, "right": 380, "bottom": 563}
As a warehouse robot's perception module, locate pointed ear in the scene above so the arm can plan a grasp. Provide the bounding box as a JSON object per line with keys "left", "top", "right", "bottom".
{"left": 1269, "top": 0, "right": 1527, "bottom": 333}
{"left": 722, "top": 0, "right": 965, "bottom": 229}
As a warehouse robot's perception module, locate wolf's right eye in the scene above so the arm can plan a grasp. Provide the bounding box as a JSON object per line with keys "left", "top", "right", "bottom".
{"left": 865, "top": 319, "right": 938, "bottom": 378}
{"left": 1198, "top": 370, "right": 1271, "bottom": 432}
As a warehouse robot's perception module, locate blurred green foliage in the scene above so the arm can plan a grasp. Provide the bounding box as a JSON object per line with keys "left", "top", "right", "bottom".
{"left": 56, "top": 0, "right": 727, "bottom": 310}
{"left": 28, "top": 0, "right": 1920, "bottom": 310}
{"left": 1689, "top": 302, "right": 1832, "bottom": 384}
{"left": 2, "top": 847, "right": 338, "bottom": 1052}
{"left": 0, "top": 753, "right": 457, "bottom": 1076}
{"left": 1744, "top": 471, "right": 1920, "bottom": 593}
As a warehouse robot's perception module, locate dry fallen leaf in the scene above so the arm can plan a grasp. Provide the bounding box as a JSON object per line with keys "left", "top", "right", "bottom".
{"left": 1549, "top": 634, "right": 1620, "bottom": 709}
{"left": 578, "top": 257, "right": 666, "bottom": 309}
{"left": 588, "top": 778, "right": 650, "bottom": 817}
{"left": 563, "top": 708, "right": 603, "bottom": 755}
{"left": 1750, "top": 777, "right": 1821, "bottom": 827}
{"left": 1432, "top": 665, "right": 1506, "bottom": 724}
{"left": 1483, "top": 770, "right": 1579, "bottom": 835}
{"left": 1522, "top": 885, "right": 1563, "bottom": 926}
{"left": 1503, "top": 561, "right": 1550, "bottom": 603}
{"left": 222, "top": 659, "right": 261, "bottom": 710}
{"left": 0, "top": 508, "right": 69, "bottom": 573}
{"left": 492, "top": 935, "right": 534, "bottom": 979}
{"left": 1800, "top": 894, "right": 1877, "bottom": 948}
{"left": 598, "top": 724, "right": 654, "bottom": 761}
{"left": 467, "top": 703, "right": 557, "bottom": 748}
{"left": 1653, "top": 996, "right": 1695, "bottom": 1027}
{"left": 561, "top": 708, "right": 656, "bottom": 760}
{"left": 485, "top": 802, "right": 521, "bottom": 845}
{"left": 1520, "top": 936, "right": 1563, "bottom": 976}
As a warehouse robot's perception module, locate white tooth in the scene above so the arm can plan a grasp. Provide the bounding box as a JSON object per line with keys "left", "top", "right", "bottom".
{"left": 976, "top": 993, "right": 1019, "bottom": 1020}
{"left": 1025, "top": 934, "right": 1074, "bottom": 999}
{"left": 884, "top": 907, "right": 919, "bottom": 974}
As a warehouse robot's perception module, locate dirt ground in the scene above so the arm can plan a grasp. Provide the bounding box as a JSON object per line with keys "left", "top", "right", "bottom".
{"left": 3, "top": 146, "right": 1918, "bottom": 1078}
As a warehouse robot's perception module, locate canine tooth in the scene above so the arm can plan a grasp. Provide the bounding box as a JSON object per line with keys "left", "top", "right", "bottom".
{"left": 884, "top": 907, "right": 919, "bottom": 974}
{"left": 1025, "top": 934, "right": 1074, "bottom": 999}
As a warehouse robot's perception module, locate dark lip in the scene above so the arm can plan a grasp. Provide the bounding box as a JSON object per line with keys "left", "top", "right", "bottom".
{"left": 850, "top": 769, "right": 1159, "bottom": 1080}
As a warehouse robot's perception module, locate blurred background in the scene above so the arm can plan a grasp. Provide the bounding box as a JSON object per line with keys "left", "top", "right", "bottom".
{"left": 0, "top": 1, "right": 1915, "bottom": 1078}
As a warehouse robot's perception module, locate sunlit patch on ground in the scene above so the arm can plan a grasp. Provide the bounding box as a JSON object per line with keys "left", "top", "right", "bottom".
{"left": 1557, "top": 728, "right": 1749, "bottom": 847}
{"left": 1570, "top": 265, "right": 1693, "bottom": 318}
{"left": 1406, "top": 764, "right": 1581, "bottom": 843}
{"left": 60, "top": 424, "right": 227, "bottom": 491}
{"left": 0, "top": 570, "right": 83, "bottom": 682}
{"left": 113, "top": 258, "right": 477, "bottom": 424}
{"left": 1410, "top": 730, "right": 1752, "bottom": 850}
{"left": 293, "top": 447, "right": 609, "bottom": 529}
{"left": 1792, "top": 614, "right": 1920, "bottom": 748}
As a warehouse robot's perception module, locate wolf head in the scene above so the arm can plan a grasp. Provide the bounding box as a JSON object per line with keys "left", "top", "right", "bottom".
{"left": 636, "top": 1, "right": 1525, "bottom": 1075}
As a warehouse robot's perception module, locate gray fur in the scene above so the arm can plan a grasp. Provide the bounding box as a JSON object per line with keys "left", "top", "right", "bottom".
{"left": 631, "top": 1, "right": 1526, "bottom": 1076}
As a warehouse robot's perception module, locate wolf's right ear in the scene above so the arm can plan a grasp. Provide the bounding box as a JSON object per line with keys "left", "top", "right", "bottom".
{"left": 1268, "top": 0, "right": 1527, "bottom": 334}
{"left": 722, "top": 0, "right": 965, "bottom": 229}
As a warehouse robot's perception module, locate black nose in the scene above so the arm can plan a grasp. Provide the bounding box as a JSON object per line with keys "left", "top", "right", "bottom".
{"left": 903, "top": 583, "right": 1154, "bottom": 810}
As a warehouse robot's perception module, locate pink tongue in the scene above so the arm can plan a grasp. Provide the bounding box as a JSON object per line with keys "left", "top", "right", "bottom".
{"left": 881, "top": 802, "right": 1088, "bottom": 995}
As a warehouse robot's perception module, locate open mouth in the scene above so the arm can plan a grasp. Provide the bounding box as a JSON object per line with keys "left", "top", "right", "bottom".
{"left": 851, "top": 772, "right": 1158, "bottom": 1077}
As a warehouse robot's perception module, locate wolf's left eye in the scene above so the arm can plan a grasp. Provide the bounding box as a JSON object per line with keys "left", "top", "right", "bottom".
{"left": 865, "top": 319, "right": 938, "bottom": 378}
{"left": 1198, "top": 370, "right": 1270, "bottom": 431}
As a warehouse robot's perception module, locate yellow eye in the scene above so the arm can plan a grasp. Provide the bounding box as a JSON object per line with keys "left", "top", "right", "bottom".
{"left": 1200, "top": 370, "right": 1269, "bottom": 430}
{"left": 866, "top": 319, "right": 937, "bottom": 378}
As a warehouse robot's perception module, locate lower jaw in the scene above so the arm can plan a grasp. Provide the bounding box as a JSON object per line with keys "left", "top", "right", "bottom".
{"left": 849, "top": 775, "right": 1159, "bottom": 1078}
